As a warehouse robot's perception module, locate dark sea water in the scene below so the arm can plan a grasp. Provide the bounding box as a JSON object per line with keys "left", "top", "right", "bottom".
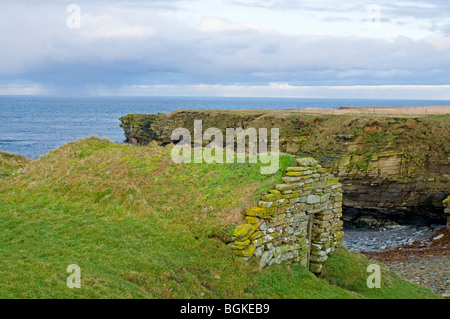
{"left": 1, "top": 95, "right": 450, "bottom": 159}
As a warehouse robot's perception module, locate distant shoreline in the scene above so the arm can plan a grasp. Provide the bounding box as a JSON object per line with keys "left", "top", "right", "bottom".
{"left": 1, "top": 96, "right": 449, "bottom": 159}
{"left": 238, "top": 106, "right": 450, "bottom": 116}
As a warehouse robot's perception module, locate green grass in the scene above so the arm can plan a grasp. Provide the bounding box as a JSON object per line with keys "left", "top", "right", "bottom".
{"left": 0, "top": 137, "right": 440, "bottom": 298}
{"left": 322, "top": 248, "right": 437, "bottom": 299}
{"left": 0, "top": 151, "right": 30, "bottom": 178}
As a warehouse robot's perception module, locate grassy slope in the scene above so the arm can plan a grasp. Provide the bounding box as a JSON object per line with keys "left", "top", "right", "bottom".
{"left": 0, "top": 151, "right": 30, "bottom": 178}
{"left": 0, "top": 138, "right": 439, "bottom": 298}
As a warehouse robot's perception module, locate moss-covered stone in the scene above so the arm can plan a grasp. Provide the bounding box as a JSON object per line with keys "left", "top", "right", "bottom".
{"left": 245, "top": 216, "right": 259, "bottom": 224}
{"left": 232, "top": 224, "right": 257, "bottom": 240}
{"left": 296, "top": 157, "right": 318, "bottom": 167}
{"left": 246, "top": 206, "right": 276, "bottom": 218}
{"left": 230, "top": 239, "right": 251, "bottom": 250}
{"left": 233, "top": 244, "right": 256, "bottom": 257}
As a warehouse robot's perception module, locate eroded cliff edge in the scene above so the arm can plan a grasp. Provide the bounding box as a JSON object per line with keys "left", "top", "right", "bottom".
{"left": 120, "top": 109, "right": 450, "bottom": 227}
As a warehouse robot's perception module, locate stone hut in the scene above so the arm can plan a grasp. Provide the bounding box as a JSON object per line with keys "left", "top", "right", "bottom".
{"left": 229, "top": 157, "right": 344, "bottom": 274}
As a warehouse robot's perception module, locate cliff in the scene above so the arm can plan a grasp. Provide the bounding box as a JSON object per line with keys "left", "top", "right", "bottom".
{"left": 120, "top": 109, "right": 450, "bottom": 227}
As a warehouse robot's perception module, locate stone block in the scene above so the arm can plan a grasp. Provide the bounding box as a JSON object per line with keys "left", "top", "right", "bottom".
{"left": 234, "top": 244, "right": 256, "bottom": 257}
{"left": 275, "top": 183, "right": 298, "bottom": 191}
{"left": 245, "top": 216, "right": 259, "bottom": 224}
{"left": 259, "top": 250, "right": 274, "bottom": 268}
{"left": 306, "top": 195, "right": 321, "bottom": 204}
{"left": 309, "top": 263, "right": 323, "bottom": 274}
{"left": 233, "top": 224, "right": 257, "bottom": 240}
{"left": 295, "top": 157, "right": 318, "bottom": 167}
{"left": 285, "top": 166, "right": 309, "bottom": 172}
{"left": 261, "top": 193, "right": 282, "bottom": 201}
{"left": 320, "top": 193, "right": 331, "bottom": 203}
{"left": 282, "top": 176, "right": 302, "bottom": 183}
{"left": 286, "top": 171, "right": 306, "bottom": 177}
{"left": 247, "top": 206, "right": 276, "bottom": 218}
{"left": 310, "top": 254, "right": 328, "bottom": 263}
{"left": 230, "top": 239, "right": 250, "bottom": 250}
{"left": 258, "top": 201, "right": 277, "bottom": 208}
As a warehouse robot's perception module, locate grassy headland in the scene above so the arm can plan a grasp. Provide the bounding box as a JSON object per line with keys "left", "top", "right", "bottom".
{"left": 0, "top": 138, "right": 440, "bottom": 298}
{"left": 120, "top": 110, "right": 450, "bottom": 225}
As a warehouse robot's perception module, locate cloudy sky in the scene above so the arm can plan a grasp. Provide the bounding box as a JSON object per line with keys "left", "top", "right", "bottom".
{"left": 1, "top": 0, "right": 450, "bottom": 98}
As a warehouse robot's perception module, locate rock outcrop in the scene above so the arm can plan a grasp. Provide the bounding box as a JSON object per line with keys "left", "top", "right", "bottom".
{"left": 120, "top": 110, "right": 450, "bottom": 226}
{"left": 334, "top": 150, "right": 449, "bottom": 227}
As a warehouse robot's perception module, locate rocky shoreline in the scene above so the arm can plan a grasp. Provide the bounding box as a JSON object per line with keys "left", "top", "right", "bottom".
{"left": 344, "top": 227, "right": 449, "bottom": 297}
{"left": 343, "top": 224, "right": 445, "bottom": 252}
{"left": 387, "top": 257, "right": 449, "bottom": 297}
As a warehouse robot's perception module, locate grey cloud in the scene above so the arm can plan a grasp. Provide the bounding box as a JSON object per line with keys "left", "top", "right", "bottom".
{"left": 228, "top": 0, "right": 450, "bottom": 36}
{"left": 229, "top": 0, "right": 450, "bottom": 22}
{"left": 19, "top": 28, "right": 450, "bottom": 89}
{"left": 1, "top": 0, "right": 450, "bottom": 95}
{"left": 439, "top": 24, "right": 450, "bottom": 36}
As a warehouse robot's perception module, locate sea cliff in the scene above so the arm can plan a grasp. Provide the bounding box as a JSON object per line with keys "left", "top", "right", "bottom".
{"left": 120, "top": 108, "right": 450, "bottom": 226}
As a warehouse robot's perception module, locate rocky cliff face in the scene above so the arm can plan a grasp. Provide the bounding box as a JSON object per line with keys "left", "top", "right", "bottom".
{"left": 335, "top": 151, "right": 449, "bottom": 227}
{"left": 120, "top": 110, "right": 450, "bottom": 227}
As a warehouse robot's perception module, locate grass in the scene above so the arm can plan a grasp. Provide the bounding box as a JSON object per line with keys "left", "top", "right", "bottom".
{"left": 0, "top": 151, "right": 30, "bottom": 178}
{"left": 0, "top": 137, "right": 440, "bottom": 298}
{"left": 322, "top": 248, "right": 437, "bottom": 299}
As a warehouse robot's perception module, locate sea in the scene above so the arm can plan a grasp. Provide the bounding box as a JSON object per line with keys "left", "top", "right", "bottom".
{"left": 1, "top": 95, "right": 449, "bottom": 159}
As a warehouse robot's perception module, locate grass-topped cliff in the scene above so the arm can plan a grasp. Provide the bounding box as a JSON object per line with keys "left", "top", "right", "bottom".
{"left": 119, "top": 110, "right": 450, "bottom": 178}
{"left": 0, "top": 138, "right": 440, "bottom": 298}
{"left": 120, "top": 111, "right": 450, "bottom": 226}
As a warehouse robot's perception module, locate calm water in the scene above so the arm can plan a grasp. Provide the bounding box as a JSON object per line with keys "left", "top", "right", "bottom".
{"left": 1, "top": 95, "right": 449, "bottom": 158}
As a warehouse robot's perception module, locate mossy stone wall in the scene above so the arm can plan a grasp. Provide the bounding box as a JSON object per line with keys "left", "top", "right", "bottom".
{"left": 229, "top": 157, "right": 344, "bottom": 274}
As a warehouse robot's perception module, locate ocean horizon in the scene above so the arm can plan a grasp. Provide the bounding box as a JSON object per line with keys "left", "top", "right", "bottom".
{"left": 1, "top": 95, "right": 450, "bottom": 159}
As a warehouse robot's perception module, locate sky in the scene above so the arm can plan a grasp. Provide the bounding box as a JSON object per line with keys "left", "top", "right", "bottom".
{"left": 0, "top": 0, "right": 450, "bottom": 98}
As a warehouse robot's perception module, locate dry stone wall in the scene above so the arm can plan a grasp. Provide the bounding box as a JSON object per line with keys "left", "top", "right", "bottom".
{"left": 229, "top": 157, "right": 344, "bottom": 274}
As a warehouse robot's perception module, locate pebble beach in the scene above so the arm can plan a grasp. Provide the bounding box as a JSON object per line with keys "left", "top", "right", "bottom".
{"left": 344, "top": 226, "right": 449, "bottom": 298}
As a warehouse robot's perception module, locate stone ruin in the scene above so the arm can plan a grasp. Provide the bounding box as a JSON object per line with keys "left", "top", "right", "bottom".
{"left": 229, "top": 157, "right": 344, "bottom": 274}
